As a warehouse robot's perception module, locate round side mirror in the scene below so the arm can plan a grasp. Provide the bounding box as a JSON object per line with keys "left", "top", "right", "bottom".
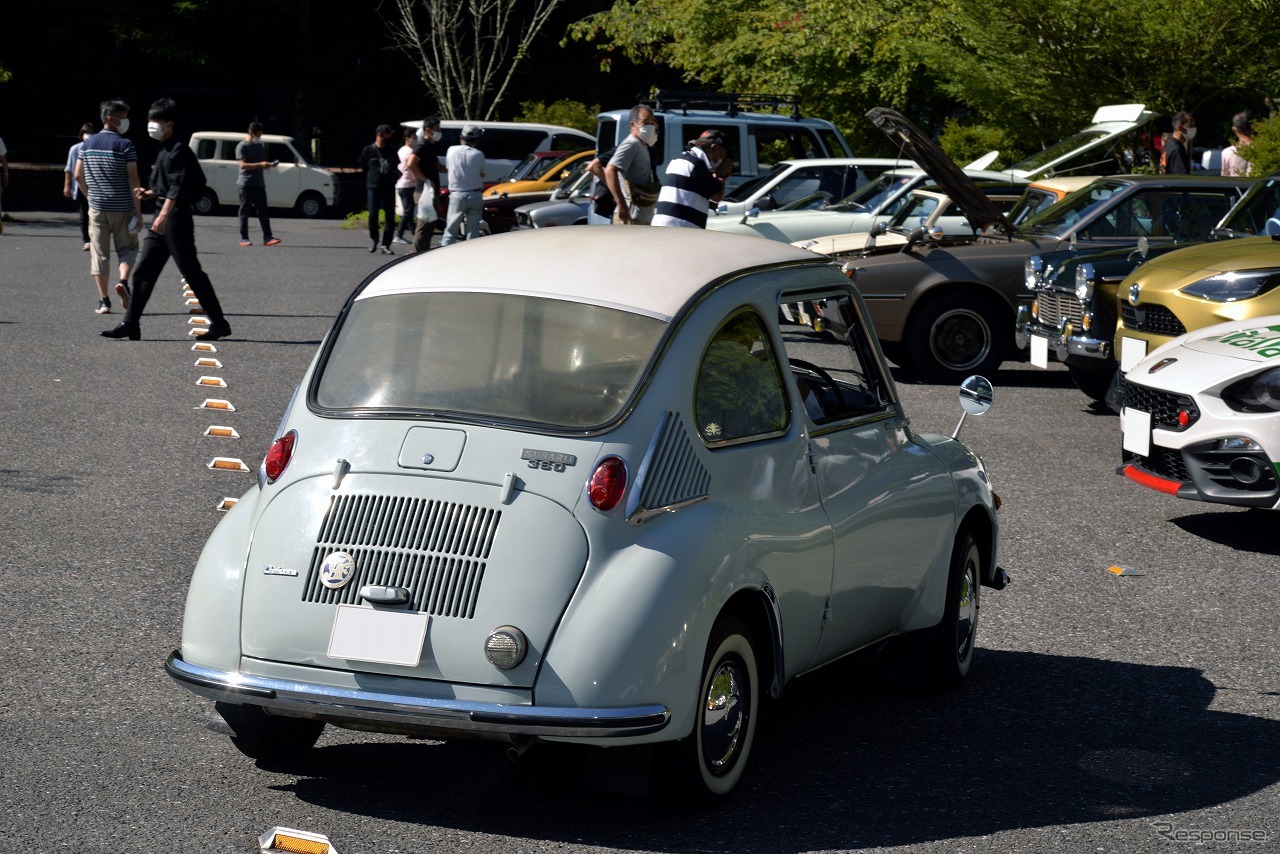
{"left": 958, "top": 375, "right": 994, "bottom": 415}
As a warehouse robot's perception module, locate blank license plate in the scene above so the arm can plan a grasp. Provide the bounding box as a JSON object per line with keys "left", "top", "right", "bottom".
{"left": 328, "top": 605, "right": 429, "bottom": 667}
{"left": 1121, "top": 407, "right": 1152, "bottom": 456}
{"left": 1120, "top": 337, "right": 1147, "bottom": 372}
{"left": 1030, "top": 334, "right": 1049, "bottom": 368}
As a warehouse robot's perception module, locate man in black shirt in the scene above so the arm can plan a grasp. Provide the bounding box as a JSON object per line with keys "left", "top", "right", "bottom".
{"left": 361, "top": 124, "right": 399, "bottom": 254}
{"left": 101, "top": 98, "right": 231, "bottom": 341}
{"left": 406, "top": 115, "right": 446, "bottom": 253}
{"left": 1162, "top": 111, "right": 1196, "bottom": 175}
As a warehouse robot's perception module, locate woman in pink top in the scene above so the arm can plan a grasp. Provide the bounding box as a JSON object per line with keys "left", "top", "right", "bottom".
{"left": 395, "top": 129, "right": 417, "bottom": 244}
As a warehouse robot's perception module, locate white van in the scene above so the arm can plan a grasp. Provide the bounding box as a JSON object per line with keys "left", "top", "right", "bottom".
{"left": 188, "top": 132, "right": 338, "bottom": 218}
{"left": 399, "top": 120, "right": 594, "bottom": 181}
{"left": 596, "top": 92, "right": 854, "bottom": 189}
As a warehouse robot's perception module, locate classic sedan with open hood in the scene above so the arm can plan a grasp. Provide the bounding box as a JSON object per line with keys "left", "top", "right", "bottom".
{"left": 164, "top": 228, "right": 1007, "bottom": 800}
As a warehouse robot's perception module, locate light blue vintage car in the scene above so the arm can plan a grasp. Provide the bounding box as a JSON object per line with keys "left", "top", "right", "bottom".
{"left": 165, "top": 228, "right": 1007, "bottom": 799}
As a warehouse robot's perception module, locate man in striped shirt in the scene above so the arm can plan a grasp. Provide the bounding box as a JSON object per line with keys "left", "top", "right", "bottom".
{"left": 652, "top": 129, "right": 730, "bottom": 229}
{"left": 75, "top": 100, "right": 143, "bottom": 314}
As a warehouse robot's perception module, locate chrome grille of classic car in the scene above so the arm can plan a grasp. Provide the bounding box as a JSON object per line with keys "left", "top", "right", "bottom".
{"left": 1035, "top": 290, "right": 1084, "bottom": 328}
{"left": 1119, "top": 379, "right": 1200, "bottom": 430}
{"left": 302, "top": 495, "right": 501, "bottom": 616}
{"left": 630, "top": 411, "right": 711, "bottom": 523}
{"left": 1121, "top": 303, "right": 1187, "bottom": 336}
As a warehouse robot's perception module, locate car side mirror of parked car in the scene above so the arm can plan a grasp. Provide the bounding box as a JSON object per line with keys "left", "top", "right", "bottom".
{"left": 740, "top": 206, "right": 761, "bottom": 225}
{"left": 953, "top": 375, "right": 994, "bottom": 439}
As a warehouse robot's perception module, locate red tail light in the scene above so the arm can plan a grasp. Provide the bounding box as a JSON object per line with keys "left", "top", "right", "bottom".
{"left": 587, "top": 456, "right": 627, "bottom": 512}
{"left": 263, "top": 430, "right": 297, "bottom": 483}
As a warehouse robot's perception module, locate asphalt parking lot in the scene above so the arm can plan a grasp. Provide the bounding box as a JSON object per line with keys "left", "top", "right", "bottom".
{"left": 1, "top": 210, "right": 1277, "bottom": 852}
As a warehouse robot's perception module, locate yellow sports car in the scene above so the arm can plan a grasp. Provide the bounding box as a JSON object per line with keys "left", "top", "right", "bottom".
{"left": 483, "top": 149, "right": 595, "bottom": 199}
{"left": 1115, "top": 235, "right": 1280, "bottom": 374}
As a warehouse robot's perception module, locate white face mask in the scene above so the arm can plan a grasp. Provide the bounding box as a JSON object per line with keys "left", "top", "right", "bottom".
{"left": 1184, "top": 126, "right": 1198, "bottom": 141}
{"left": 115, "top": 117, "right": 130, "bottom": 134}
{"left": 430, "top": 130, "right": 443, "bottom": 143}
{"left": 637, "top": 124, "right": 658, "bottom": 146}
{"left": 82, "top": 134, "right": 90, "bottom": 142}
{"left": 147, "top": 121, "right": 164, "bottom": 140}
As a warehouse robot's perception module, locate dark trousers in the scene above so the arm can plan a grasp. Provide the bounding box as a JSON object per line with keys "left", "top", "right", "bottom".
{"left": 76, "top": 193, "right": 90, "bottom": 243}
{"left": 125, "top": 205, "right": 226, "bottom": 328}
{"left": 238, "top": 185, "right": 273, "bottom": 241}
{"left": 396, "top": 187, "right": 415, "bottom": 238}
{"left": 367, "top": 186, "right": 395, "bottom": 247}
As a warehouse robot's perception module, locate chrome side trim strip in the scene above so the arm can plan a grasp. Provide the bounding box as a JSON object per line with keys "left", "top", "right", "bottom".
{"left": 165, "top": 652, "right": 670, "bottom": 738}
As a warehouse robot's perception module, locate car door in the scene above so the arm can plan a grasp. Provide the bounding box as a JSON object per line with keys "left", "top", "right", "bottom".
{"left": 195, "top": 139, "right": 237, "bottom": 205}
{"left": 264, "top": 140, "right": 303, "bottom": 208}
{"left": 776, "top": 288, "right": 956, "bottom": 660}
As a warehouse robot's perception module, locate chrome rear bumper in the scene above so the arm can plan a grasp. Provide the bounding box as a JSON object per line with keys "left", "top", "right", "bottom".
{"left": 165, "top": 651, "right": 670, "bottom": 739}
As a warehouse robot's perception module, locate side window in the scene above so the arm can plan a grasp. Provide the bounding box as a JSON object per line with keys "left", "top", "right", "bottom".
{"left": 819, "top": 128, "right": 849, "bottom": 157}
{"left": 1158, "top": 191, "right": 1239, "bottom": 240}
{"left": 551, "top": 133, "right": 591, "bottom": 152}
{"left": 479, "top": 130, "right": 546, "bottom": 161}
{"left": 195, "top": 139, "right": 216, "bottom": 160}
{"left": 595, "top": 119, "right": 618, "bottom": 151}
{"left": 695, "top": 311, "right": 789, "bottom": 445}
{"left": 777, "top": 295, "right": 893, "bottom": 424}
{"left": 750, "top": 126, "right": 824, "bottom": 169}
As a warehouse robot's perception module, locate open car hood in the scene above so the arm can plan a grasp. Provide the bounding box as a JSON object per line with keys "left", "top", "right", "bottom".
{"left": 867, "top": 107, "right": 1014, "bottom": 236}
{"left": 1007, "top": 103, "right": 1154, "bottom": 179}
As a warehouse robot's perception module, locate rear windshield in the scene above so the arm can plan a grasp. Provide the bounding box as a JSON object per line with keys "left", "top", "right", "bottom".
{"left": 314, "top": 292, "right": 666, "bottom": 428}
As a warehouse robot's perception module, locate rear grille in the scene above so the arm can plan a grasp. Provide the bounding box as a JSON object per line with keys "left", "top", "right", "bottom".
{"left": 302, "top": 495, "right": 501, "bottom": 617}
{"left": 1119, "top": 379, "right": 1200, "bottom": 430}
{"left": 1035, "top": 290, "right": 1084, "bottom": 327}
{"left": 1121, "top": 303, "right": 1186, "bottom": 336}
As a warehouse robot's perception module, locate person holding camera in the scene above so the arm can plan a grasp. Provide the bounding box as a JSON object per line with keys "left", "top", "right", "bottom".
{"left": 236, "top": 121, "right": 280, "bottom": 247}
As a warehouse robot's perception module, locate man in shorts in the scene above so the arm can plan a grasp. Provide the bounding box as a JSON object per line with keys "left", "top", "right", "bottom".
{"left": 76, "top": 99, "right": 143, "bottom": 314}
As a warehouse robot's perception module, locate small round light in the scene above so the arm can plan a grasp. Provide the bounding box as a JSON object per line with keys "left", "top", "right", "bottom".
{"left": 263, "top": 430, "right": 297, "bottom": 483}
{"left": 587, "top": 456, "right": 627, "bottom": 512}
{"left": 1075, "top": 263, "right": 1096, "bottom": 301}
{"left": 1177, "top": 410, "right": 1190, "bottom": 428}
{"left": 485, "top": 626, "right": 527, "bottom": 670}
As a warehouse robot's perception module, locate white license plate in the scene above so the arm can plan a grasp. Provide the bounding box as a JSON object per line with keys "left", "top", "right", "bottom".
{"left": 328, "top": 605, "right": 429, "bottom": 667}
{"left": 1121, "top": 407, "right": 1152, "bottom": 456}
{"left": 1030, "top": 334, "right": 1049, "bottom": 369}
{"left": 1120, "top": 337, "right": 1148, "bottom": 372}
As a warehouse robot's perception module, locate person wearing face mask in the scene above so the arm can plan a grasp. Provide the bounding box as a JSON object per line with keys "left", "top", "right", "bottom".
{"left": 236, "top": 121, "right": 280, "bottom": 247}
{"left": 605, "top": 104, "right": 660, "bottom": 225}
{"left": 406, "top": 115, "right": 447, "bottom": 253}
{"left": 1161, "top": 111, "right": 1196, "bottom": 175}
{"left": 652, "top": 129, "right": 731, "bottom": 229}
{"left": 361, "top": 123, "right": 400, "bottom": 254}
{"left": 442, "top": 124, "right": 488, "bottom": 245}
{"left": 101, "top": 98, "right": 231, "bottom": 342}
{"left": 75, "top": 99, "right": 144, "bottom": 315}
{"left": 63, "top": 122, "right": 98, "bottom": 250}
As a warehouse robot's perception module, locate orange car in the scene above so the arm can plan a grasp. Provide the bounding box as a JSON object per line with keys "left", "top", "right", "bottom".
{"left": 483, "top": 150, "right": 595, "bottom": 199}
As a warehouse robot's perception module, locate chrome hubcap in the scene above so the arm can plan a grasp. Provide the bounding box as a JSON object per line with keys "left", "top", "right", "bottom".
{"left": 701, "top": 659, "right": 744, "bottom": 771}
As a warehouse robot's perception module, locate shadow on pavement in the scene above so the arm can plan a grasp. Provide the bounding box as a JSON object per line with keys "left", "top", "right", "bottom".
{"left": 265, "top": 650, "right": 1280, "bottom": 851}
{"left": 1171, "top": 510, "right": 1280, "bottom": 557}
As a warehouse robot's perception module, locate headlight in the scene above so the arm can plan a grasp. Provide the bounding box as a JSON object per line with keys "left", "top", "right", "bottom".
{"left": 1075, "top": 263, "right": 1097, "bottom": 302}
{"left": 1180, "top": 268, "right": 1280, "bottom": 302}
{"left": 1025, "top": 256, "right": 1044, "bottom": 291}
{"left": 1223, "top": 366, "right": 1280, "bottom": 411}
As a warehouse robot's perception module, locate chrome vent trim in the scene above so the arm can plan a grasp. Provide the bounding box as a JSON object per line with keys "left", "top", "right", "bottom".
{"left": 1037, "top": 289, "right": 1085, "bottom": 328}
{"left": 302, "top": 494, "right": 500, "bottom": 617}
{"left": 627, "top": 411, "right": 711, "bottom": 525}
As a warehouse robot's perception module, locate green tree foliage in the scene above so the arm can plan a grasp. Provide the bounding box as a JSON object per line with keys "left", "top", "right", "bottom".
{"left": 515, "top": 99, "right": 600, "bottom": 134}
{"left": 568, "top": 0, "right": 1280, "bottom": 157}
{"left": 937, "top": 121, "right": 1019, "bottom": 170}
{"left": 1237, "top": 116, "right": 1280, "bottom": 176}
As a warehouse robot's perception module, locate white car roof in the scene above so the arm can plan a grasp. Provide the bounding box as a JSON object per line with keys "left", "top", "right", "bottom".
{"left": 766, "top": 157, "right": 915, "bottom": 169}
{"left": 189, "top": 132, "right": 297, "bottom": 143}
{"left": 357, "top": 228, "right": 824, "bottom": 320}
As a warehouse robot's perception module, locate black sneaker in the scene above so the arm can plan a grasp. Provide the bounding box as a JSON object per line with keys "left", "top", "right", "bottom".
{"left": 95, "top": 297, "right": 111, "bottom": 315}
{"left": 114, "top": 281, "right": 131, "bottom": 310}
